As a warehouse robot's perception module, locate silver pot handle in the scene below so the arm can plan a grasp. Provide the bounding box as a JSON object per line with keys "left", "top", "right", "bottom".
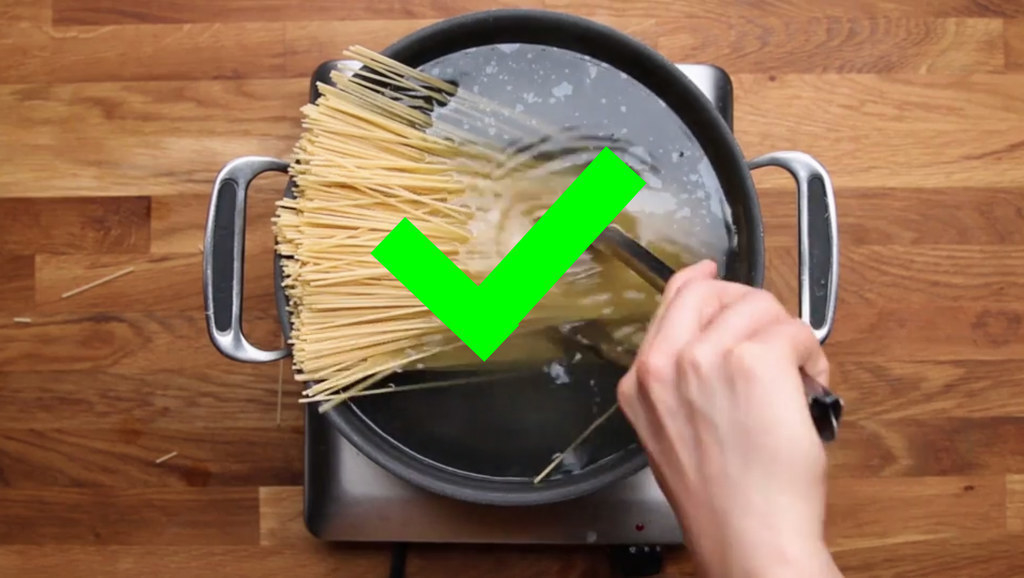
{"left": 203, "top": 156, "right": 291, "bottom": 363}
{"left": 748, "top": 151, "right": 839, "bottom": 344}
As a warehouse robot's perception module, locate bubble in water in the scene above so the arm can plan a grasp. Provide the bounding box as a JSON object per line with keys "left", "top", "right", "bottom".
{"left": 628, "top": 188, "right": 677, "bottom": 213}
{"left": 552, "top": 81, "right": 574, "bottom": 100}
{"left": 627, "top": 145, "right": 652, "bottom": 164}
{"left": 561, "top": 447, "right": 585, "bottom": 471}
{"left": 711, "top": 197, "right": 724, "bottom": 218}
{"left": 545, "top": 361, "right": 570, "bottom": 385}
{"left": 640, "top": 170, "right": 663, "bottom": 189}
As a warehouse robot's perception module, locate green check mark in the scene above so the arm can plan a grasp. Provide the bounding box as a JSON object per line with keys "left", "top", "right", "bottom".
{"left": 371, "top": 147, "right": 646, "bottom": 361}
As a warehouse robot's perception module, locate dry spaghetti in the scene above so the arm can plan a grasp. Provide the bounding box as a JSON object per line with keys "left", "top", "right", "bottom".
{"left": 274, "top": 46, "right": 659, "bottom": 412}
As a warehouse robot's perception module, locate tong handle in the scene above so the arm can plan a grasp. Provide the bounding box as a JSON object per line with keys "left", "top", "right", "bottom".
{"left": 804, "top": 375, "right": 843, "bottom": 443}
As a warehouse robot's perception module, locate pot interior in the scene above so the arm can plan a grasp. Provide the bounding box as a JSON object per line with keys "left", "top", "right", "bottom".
{"left": 344, "top": 43, "right": 736, "bottom": 481}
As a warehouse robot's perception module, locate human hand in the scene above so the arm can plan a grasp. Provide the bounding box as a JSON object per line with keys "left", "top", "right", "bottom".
{"left": 617, "top": 260, "right": 841, "bottom": 578}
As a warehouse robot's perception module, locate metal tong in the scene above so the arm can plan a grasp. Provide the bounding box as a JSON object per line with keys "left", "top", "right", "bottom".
{"left": 588, "top": 225, "right": 844, "bottom": 443}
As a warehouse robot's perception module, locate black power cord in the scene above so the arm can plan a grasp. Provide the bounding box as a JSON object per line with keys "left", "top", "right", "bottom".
{"left": 389, "top": 543, "right": 408, "bottom": 578}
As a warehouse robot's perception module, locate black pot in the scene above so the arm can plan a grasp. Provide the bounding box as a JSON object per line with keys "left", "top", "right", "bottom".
{"left": 202, "top": 9, "right": 839, "bottom": 507}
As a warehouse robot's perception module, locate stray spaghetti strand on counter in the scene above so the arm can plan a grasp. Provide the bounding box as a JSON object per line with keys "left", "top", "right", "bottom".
{"left": 61, "top": 266, "right": 135, "bottom": 299}
{"left": 154, "top": 451, "right": 178, "bottom": 464}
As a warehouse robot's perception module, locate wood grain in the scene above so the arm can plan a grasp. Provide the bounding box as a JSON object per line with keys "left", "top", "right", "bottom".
{"left": 52, "top": 0, "right": 547, "bottom": 26}
{"left": 0, "top": 133, "right": 295, "bottom": 199}
{"left": 760, "top": 187, "right": 1024, "bottom": 246}
{"left": 830, "top": 533, "right": 1024, "bottom": 576}
{"left": 0, "top": 427, "right": 302, "bottom": 488}
{"left": 0, "top": 368, "right": 302, "bottom": 430}
{"left": 0, "top": 198, "right": 149, "bottom": 254}
{"left": 0, "top": 487, "right": 259, "bottom": 545}
{"left": 763, "top": 244, "right": 1024, "bottom": 310}
{"left": 0, "top": 255, "right": 34, "bottom": 316}
{"left": 9, "top": 537, "right": 1015, "bottom": 578}
{"left": 836, "top": 246, "right": 1024, "bottom": 304}
{"left": 830, "top": 419, "right": 1024, "bottom": 477}
{"left": 828, "top": 305, "right": 1024, "bottom": 361}
{"left": 658, "top": 18, "right": 1005, "bottom": 73}
{"left": 825, "top": 476, "right": 1006, "bottom": 546}
{"left": 0, "top": 80, "right": 304, "bottom": 135}
{"left": 832, "top": 360, "right": 1024, "bottom": 419}
{"left": 737, "top": 73, "right": 1024, "bottom": 189}
{"left": 36, "top": 254, "right": 201, "bottom": 311}
{"left": 0, "top": 313, "right": 282, "bottom": 372}
{"left": 0, "top": 23, "right": 289, "bottom": 84}
{"left": 1007, "top": 475, "right": 1024, "bottom": 532}
{"left": 3, "top": 1, "right": 1023, "bottom": 575}
{"left": 283, "top": 20, "right": 436, "bottom": 80}
{"left": 1007, "top": 19, "right": 1024, "bottom": 70}
{"left": 33, "top": 251, "right": 276, "bottom": 314}
{"left": 0, "top": 545, "right": 388, "bottom": 578}
{"left": 0, "top": 0, "right": 50, "bottom": 24}
{"left": 58, "top": 0, "right": 1021, "bottom": 24}
{"left": 543, "top": 0, "right": 1024, "bottom": 18}
{"left": 0, "top": 81, "right": 301, "bottom": 196}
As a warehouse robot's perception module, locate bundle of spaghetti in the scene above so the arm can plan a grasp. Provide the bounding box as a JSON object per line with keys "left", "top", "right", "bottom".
{"left": 274, "top": 46, "right": 662, "bottom": 411}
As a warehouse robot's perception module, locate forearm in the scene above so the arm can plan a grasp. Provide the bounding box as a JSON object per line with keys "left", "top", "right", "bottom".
{"left": 690, "top": 533, "right": 842, "bottom": 578}
{"left": 670, "top": 498, "right": 841, "bottom": 578}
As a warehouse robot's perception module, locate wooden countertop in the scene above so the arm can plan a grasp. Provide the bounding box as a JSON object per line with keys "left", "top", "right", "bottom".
{"left": 2, "top": 1, "right": 1023, "bottom": 576}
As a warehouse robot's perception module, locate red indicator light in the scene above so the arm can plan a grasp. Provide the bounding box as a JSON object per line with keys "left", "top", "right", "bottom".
{"left": 635, "top": 523, "right": 645, "bottom": 532}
